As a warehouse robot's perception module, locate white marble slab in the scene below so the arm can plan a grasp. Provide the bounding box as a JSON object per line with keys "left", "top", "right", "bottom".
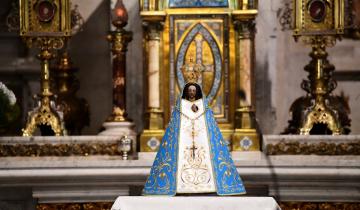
{"left": 0, "top": 135, "right": 359, "bottom": 203}
{"left": 111, "top": 196, "right": 281, "bottom": 210}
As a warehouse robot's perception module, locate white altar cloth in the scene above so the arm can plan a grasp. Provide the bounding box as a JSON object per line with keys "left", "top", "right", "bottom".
{"left": 111, "top": 196, "right": 281, "bottom": 210}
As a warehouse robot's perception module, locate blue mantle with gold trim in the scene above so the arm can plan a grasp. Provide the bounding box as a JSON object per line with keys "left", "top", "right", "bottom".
{"left": 143, "top": 97, "right": 245, "bottom": 195}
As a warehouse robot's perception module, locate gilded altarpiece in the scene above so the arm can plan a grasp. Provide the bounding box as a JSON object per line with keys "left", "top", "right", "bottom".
{"left": 140, "top": 0, "right": 259, "bottom": 152}
{"left": 168, "top": 16, "right": 231, "bottom": 125}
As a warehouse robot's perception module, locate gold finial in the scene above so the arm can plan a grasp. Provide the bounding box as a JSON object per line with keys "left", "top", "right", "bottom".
{"left": 181, "top": 56, "right": 204, "bottom": 83}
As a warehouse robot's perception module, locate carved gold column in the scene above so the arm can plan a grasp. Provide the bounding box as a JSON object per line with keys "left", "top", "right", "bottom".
{"left": 232, "top": 13, "right": 260, "bottom": 151}
{"left": 140, "top": 12, "right": 166, "bottom": 152}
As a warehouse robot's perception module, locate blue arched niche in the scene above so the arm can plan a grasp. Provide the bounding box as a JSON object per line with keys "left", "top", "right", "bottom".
{"left": 176, "top": 24, "right": 222, "bottom": 102}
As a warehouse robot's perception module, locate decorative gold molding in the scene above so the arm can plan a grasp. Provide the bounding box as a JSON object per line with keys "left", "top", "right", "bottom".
{"left": 279, "top": 202, "right": 360, "bottom": 210}
{"left": 266, "top": 141, "right": 360, "bottom": 155}
{"left": 232, "top": 10, "right": 258, "bottom": 20}
{"left": 0, "top": 143, "right": 122, "bottom": 157}
{"left": 140, "top": 11, "right": 166, "bottom": 22}
{"left": 37, "top": 202, "right": 112, "bottom": 210}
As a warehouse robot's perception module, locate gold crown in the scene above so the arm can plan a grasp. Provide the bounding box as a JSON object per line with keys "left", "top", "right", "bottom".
{"left": 181, "top": 57, "right": 204, "bottom": 83}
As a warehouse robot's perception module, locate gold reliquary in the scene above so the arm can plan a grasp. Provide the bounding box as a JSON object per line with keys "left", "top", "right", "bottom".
{"left": 20, "top": 0, "right": 71, "bottom": 37}
{"left": 293, "top": 0, "right": 344, "bottom": 37}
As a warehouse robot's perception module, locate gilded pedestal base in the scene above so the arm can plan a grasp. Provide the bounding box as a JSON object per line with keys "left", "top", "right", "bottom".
{"left": 232, "top": 129, "right": 260, "bottom": 151}
{"left": 145, "top": 108, "right": 164, "bottom": 130}
{"left": 140, "top": 129, "right": 165, "bottom": 152}
{"left": 140, "top": 108, "right": 164, "bottom": 152}
{"left": 232, "top": 107, "right": 260, "bottom": 151}
{"left": 22, "top": 96, "right": 65, "bottom": 136}
{"left": 300, "top": 103, "right": 342, "bottom": 135}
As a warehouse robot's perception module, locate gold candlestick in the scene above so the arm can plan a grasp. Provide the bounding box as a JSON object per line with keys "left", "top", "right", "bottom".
{"left": 107, "top": 0, "right": 133, "bottom": 122}
{"left": 22, "top": 39, "right": 67, "bottom": 136}
{"left": 285, "top": 0, "right": 350, "bottom": 134}
{"left": 52, "top": 51, "right": 90, "bottom": 135}
{"left": 299, "top": 36, "right": 345, "bottom": 134}
{"left": 20, "top": 0, "right": 71, "bottom": 136}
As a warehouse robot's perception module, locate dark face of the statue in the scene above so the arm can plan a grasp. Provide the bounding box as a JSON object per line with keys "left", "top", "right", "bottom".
{"left": 188, "top": 85, "right": 197, "bottom": 101}
{"left": 182, "top": 83, "right": 203, "bottom": 101}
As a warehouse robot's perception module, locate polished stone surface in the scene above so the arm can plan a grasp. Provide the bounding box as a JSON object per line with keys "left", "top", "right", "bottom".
{"left": 111, "top": 196, "right": 281, "bottom": 210}
{"left": 0, "top": 135, "right": 359, "bottom": 203}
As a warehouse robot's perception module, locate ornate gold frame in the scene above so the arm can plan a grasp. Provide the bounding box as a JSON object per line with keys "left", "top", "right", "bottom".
{"left": 20, "top": 0, "right": 71, "bottom": 37}
{"left": 293, "top": 0, "right": 344, "bottom": 37}
{"left": 140, "top": 0, "right": 260, "bottom": 152}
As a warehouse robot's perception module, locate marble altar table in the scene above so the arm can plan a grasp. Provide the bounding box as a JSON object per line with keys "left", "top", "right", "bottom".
{"left": 111, "top": 196, "right": 281, "bottom": 210}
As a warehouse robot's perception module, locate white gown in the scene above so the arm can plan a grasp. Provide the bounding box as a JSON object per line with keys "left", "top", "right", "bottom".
{"left": 176, "top": 98, "right": 216, "bottom": 193}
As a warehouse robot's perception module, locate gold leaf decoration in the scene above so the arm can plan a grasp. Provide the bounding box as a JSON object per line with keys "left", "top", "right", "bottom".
{"left": 279, "top": 202, "right": 360, "bottom": 210}
{"left": 266, "top": 141, "right": 360, "bottom": 155}
{"left": 37, "top": 203, "right": 112, "bottom": 210}
{"left": 0, "top": 143, "right": 121, "bottom": 157}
